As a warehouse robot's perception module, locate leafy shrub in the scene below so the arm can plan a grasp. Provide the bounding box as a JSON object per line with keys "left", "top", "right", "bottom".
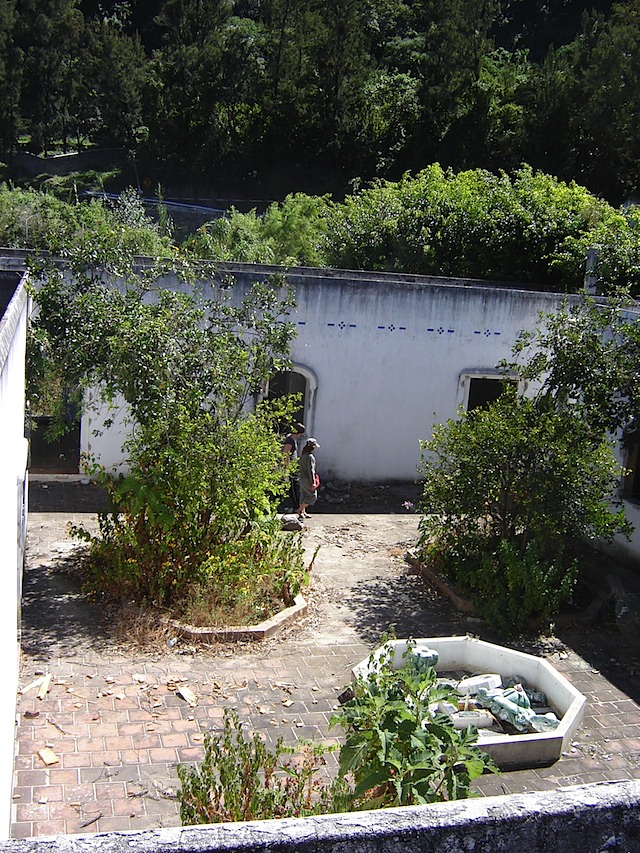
{"left": 178, "top": 648, "right": 495, "bottom": 825}
{"left": 178, "top": 709, "right": 352, "bottom": 824}
{"left": 418, "top": 296, "right": 637, "bottom": 635}
{"left": 449, "top": 539, "right": 578, "bottom": 635}
{"left": 71, "top": 401, "right": 306, "bottom": 616}
{"left": 183, "top": 193, "right": 331, "bottom": 266}
{"left": 330, "top": 646, "right": 496, "bottom": 807}
{"left": 0, "top": 184, "right": 171, "bottom": 259}
{"left": 322, "top": 164, "right": 630, "bottom": 291}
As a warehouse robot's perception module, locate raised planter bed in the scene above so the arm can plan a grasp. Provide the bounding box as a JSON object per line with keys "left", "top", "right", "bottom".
{"left": 352, "top": 636, "right": 586, "bottom": 769}
{"left": 164, "top": 594, "right": 308, "bottom": 643}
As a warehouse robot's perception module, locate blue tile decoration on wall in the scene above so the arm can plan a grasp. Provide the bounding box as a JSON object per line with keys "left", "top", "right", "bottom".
{"left": 315, "top": 320, "right": 501, "bottom": 336}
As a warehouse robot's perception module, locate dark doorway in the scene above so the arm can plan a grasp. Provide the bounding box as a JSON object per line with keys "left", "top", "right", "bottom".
{"left": 29, "top": 417, "right": 81, "bottom": 474}
{"left": 268, "top": 371, "right": 307, "bottom": 424}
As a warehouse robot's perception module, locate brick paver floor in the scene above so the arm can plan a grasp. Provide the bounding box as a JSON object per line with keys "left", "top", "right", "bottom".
{"left": 11, "top": 484, "right": 640, "bottom": 838}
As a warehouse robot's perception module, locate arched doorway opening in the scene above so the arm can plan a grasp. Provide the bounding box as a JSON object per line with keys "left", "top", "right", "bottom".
{"left": 266, "top": 365, "right": 317, "bottom": 433}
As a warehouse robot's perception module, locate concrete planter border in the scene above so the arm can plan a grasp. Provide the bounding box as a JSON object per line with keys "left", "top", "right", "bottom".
{"left": 405, "top": 549, "right": 476, "bottom": 613}
{"left": 166, "top": 594, "right": 308, "bottom": 643}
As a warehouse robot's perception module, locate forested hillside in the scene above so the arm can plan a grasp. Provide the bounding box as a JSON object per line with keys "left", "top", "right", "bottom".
{"left": 2, "top": 0, "right": 639, "bottom": 202}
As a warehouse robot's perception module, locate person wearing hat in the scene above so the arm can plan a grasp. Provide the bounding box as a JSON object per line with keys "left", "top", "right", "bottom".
{"left": 297, "top": 438, "right": 320, "bottom": 519}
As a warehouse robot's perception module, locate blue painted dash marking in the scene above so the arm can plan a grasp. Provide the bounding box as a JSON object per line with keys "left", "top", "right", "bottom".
{"left": 427, "top": 327, "right": 434, "bottom": 332}
{"left": 377, "top": 325, "right": 385, "bottom": 329}
{"left": 474, "top": 330, "right": 481, "bottom": 334}
{"left": 399, "top": 326, "right": 406, "bottom": 330}
{"left": 447, "top": 329, "right": 454, "bottom": 334}
{"left": 494, "top": 331, "right": 501, "bottom": 335}
{"left": 327, "top": 323, "right": 335, "bottom": 327}
{"left": 349, "top": 324, "right": 357, "bottom": 328}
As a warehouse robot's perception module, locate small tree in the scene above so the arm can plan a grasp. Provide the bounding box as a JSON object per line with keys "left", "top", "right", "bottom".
{"left": 418, "top": 292, "right": 640, "bottom": 634}
{"left": 29, "top": 240, "right": 304, "bottom": 613}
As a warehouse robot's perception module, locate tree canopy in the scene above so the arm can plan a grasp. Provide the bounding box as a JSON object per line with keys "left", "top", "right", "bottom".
{"left": 4, "top": 0, "right": 640, "bottom": 203}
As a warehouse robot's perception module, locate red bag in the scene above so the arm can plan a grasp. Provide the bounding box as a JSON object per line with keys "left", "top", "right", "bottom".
{"left": 314, "top": 473, "right": 321, "bottom": 490}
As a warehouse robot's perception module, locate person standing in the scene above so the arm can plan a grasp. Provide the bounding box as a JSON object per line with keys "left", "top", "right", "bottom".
{"left": 283, "top": 422, "right": 305, "bottom": 510}
{"left": 297, "top": 438, "right": 320, "bottom": 519}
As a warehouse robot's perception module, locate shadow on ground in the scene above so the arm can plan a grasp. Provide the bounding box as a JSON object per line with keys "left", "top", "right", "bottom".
{"left": 346, "top": 573, "right": 473, "bottom": 645}
{"left": 21, "top": 549, "right": 114, "bottom": 659}
{"left": 24, "top": 481, "right": 640, "bottom": 706}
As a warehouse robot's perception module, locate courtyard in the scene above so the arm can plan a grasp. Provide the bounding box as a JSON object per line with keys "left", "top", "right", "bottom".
{"left": 11, "top": 483, "right": 640, "bottom": 839}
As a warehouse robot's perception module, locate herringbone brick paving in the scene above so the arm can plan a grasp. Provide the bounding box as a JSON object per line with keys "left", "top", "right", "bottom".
{"left": 11, "top": 483, "right": 640, "bottom": 838}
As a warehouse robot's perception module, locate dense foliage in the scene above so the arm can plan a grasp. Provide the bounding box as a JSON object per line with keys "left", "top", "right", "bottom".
{"left": 3, "top": 0, "right": 640, "bottom": 203}
{"left": 184, "top": 167, "right": 640, "bottom": 293}
{"left": 4, "top": 174, "right": 640, "bottom": 292}
{"left": 28, "top": 225, "right": 306, "bottom": 617}
{"left": 417, "top": 294, "right": 640, "bottom": 634}
{"left": 0, "top": 184, "right": 172, "bottom": 257}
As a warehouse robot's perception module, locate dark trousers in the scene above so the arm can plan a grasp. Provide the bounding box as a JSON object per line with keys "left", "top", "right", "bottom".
{"left": 289, "top": 476, "right": 301, "bottom": 509}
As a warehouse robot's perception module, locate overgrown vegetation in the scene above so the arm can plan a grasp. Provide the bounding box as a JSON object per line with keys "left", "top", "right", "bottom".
{"left": 4, "top": 174, "right": 640, "bottom": 294}
{"left": 329, "top": 646, "right": 495, "bottom": 807}
{"left": 178, "top": 709, "right": 351, "bottom": 823}
{"left": 179, "top": 166, "right": 640, "bottom": 293}
{"left": 177, "top": 644, "right": 495, "bottom": 823}
{"left": 0, "top": 184, "right": 172, "bottom": 258}
{"left": 418, "top": 293, "right": 640, "bottom": 634}
{"left": 28, "top": 203, "right": 305, "bottom": 622}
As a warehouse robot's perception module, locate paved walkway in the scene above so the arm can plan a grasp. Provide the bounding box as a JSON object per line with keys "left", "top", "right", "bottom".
{"left": 11, "top": 485, "right": 640, "bottom": 838}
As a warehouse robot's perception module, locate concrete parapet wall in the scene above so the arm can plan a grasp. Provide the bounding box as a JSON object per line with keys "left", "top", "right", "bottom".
{"left": 2, "top": 781, "right": 639, "bottom": 852}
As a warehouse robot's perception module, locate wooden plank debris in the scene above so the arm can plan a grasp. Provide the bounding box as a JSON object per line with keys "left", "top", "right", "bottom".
{"left": 37, "top": 674, "right": 52, "bottom": 700}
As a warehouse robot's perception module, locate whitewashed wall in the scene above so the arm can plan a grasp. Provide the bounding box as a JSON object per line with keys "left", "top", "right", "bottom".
{"left": 0, "top": 273, "right": 29, "bottom": 839}
{"left": 88, "top": 265, "right": 566, "bottom": 483}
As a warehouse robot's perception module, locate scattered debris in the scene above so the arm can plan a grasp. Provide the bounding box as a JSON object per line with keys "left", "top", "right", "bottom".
{"left": 37, "top": 747, "right": 59, "bottom": 766}
{"left": 47, "top": 718, "right": 67, "bottom": 734}
{"left": 37, "top": 674, "right": 52, "bottom": 701}
{"left": 20, "top": 676, "right": 46, "bottom": 696}
{"left": 177, "top": 685, "right": 198, "bottom": 707}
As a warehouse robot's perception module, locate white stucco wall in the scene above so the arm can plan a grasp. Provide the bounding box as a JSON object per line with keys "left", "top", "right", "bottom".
{"left": 82, "top": 390, "right": 130, "bottom": 476}
{"left": 280, "top": 273, "right": 563, "bottom": 482}
{"left": 86, "top": 266, "right": 565, "bottom": 484}
{"left": 0, "top": 274, "right": 29, "bottom": 840}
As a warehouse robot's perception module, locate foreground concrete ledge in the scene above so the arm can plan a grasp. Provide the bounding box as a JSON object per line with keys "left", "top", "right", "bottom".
{"left": 2, "top": 780, "right": 639, "bottom": 851}
{"left": 166, "top": 594, "right": 308, "bottom": 642}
